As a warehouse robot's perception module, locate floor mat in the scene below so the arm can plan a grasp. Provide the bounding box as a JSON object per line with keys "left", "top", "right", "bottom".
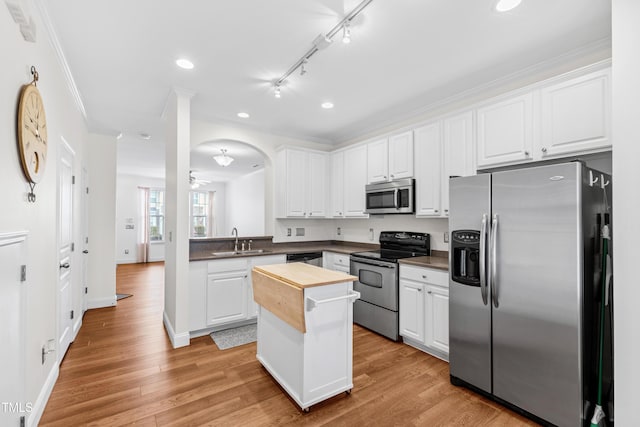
{"left": 116, "top": 293, "right": 133, "bottom": 300}
{"left": 210, "top": 324, "right": 257, "bottom": 350}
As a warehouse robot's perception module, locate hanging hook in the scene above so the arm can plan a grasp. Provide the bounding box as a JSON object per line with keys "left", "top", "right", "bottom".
{"left": 589, "top": 171, "right": 599, "bottom": 187}
{"left": 30, "top": 66, "right": 39, "bottom": 86}
{"left": 27, "top": 182, "right": 36, "bottom": 203}
{"left": 600, "top": 174, "right": 610, "bottom": 189}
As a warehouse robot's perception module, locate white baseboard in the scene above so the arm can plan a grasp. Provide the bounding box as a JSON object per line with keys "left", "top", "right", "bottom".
{"left": 87, "top": 296, "right": 116, "bottom": 309}
{"left": 27, "top": 363, "right": 59, "bottom": 427}
{"left": 163, "top": 311, "right": 190, "bottom": 348}
{"left": 116, "top": 259, "right": 138, "bottom": 265}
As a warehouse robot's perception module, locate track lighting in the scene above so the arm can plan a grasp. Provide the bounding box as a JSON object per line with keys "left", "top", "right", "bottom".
{"left": 270, "top": 0, "right": 373, "bottom": 99}
{"left": 342, "top": 22, "right": 351, "bottom": 44}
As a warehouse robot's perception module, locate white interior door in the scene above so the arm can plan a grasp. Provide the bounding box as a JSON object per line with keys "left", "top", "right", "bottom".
{"left": 58, "top": 140, "right": 75, "bottom": 361}
{"left": 82, "top": 168, "right": 89, "bottom": 313}
{"left": 0, "top": 232, "right": 27, "bottom": 427}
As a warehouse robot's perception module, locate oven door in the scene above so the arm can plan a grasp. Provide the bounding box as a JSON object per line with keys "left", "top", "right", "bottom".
{"left": 350, "top": 257, "right": 398, "bottom": 311}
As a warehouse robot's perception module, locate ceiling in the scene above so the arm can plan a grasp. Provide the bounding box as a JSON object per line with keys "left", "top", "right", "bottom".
{"left": 190, "top": 140, "right": 265, "bottom": 183}
{"left": 41, "top": 0, "right": 611, "bottom": 176}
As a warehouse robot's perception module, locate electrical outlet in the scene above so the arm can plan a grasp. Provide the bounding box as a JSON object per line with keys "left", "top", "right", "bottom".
{"left": 337, "top": 227, "right": 341, "bottom": 236}
{"left": 444, "top": 232, "right": 449, "bottom": 243}
{"left": 287, "top": 228, "right": 291, "bottom": 237}
{"left": 124, "top": 249, "right": 129, "bottom": 254}
{"left": 369, "top": 228, "right": 374, "bottom": 241}
{"left": 296, "top": 228, "right": 305, "bottom": 236}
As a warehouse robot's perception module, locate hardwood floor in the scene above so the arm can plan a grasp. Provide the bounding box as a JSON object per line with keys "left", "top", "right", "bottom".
{"left": 40, "top": 262, "right": 536, "bottom": 426}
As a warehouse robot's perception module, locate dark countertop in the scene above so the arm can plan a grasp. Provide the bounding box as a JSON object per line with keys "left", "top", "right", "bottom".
{"left": 398, "top": 253, "right": 449, "bottom": 271}
{"left": 189, "top": 240, "right": 378, "bottom": 262}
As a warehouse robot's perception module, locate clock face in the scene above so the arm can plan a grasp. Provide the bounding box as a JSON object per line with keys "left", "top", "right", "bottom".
{"left": 17, "top": 84, "right": 48, "bottom": 183}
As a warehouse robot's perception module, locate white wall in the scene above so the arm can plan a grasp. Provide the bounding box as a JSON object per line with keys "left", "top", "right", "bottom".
{"left": 225, "top": 169, "right": 265, "bottom": 237}
{"left": 115, "top": 174, "right": 165, "bottom": 264}
{"left": 87, "top": 134, "right": 117, "bottom": 309}
{"left": 0, "top": 2, "right": 90, "bottom": 424}
{"left": 612, "top": 1, "right": 640, "bottom": 424}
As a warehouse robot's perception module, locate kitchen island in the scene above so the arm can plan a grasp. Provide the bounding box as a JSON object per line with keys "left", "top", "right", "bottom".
{"left": 252, "top": 263, "right": 358, "bottom": 412}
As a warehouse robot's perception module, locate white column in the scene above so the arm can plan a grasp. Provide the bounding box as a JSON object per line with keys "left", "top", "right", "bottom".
{"left": 612, "top": 1, "right": 640, "bottom": 423}
{"left": 163, "top": 89, "right": 194, "bottom": 348}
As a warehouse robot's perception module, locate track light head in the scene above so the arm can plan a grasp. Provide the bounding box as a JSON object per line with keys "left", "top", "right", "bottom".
{"left": 274, "top": 84, "right": 281, "bottom": 98}
{"left": 342, "top": 22, "right": 351, "bottom": 44}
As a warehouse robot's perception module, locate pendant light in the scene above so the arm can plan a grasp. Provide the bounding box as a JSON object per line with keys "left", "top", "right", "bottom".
{"left": 213, "top": 149, "right": 234, "bottom": 167}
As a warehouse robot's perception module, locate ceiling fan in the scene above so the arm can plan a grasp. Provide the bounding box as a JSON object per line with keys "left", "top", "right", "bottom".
{"left": 189, "top": 171, "right": 210, "bottom": 189}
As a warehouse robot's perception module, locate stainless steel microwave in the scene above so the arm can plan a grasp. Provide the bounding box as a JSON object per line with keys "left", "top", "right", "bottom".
{"left": 365, "top": 178, "right": 415, "bottom": 214}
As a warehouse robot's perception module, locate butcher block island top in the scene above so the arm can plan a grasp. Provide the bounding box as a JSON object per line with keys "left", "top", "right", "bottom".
{"left": 253, "top": 262, "right": 357, "bottom": 289}
{"left": 252, "top": 263, "right": 357, "bottom": 333}
{"left": 251, "top": 262, "right": 359, "bottom": 412}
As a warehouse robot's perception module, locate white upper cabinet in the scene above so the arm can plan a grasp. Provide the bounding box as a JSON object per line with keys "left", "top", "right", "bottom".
{"left": 307, "top": 152, "right": 327, "bottom": 218}
{"left": 414, "top": 122, "right": 442, "bottom": 217}
{"left": 367, "top": 138, "right": 388, "bottom": 183}
{"left": 388, "top": 131, "right": 414, "bottom": 180}
{"left": 330, "top": 151, "right": 345, "bottom": 217}
{"left": 540, "top": 68, "right": 611, "bottom": 158}
{"left": 275, "top": 148, "right": 327, "bottom": 218}
{"left": 344, "top": 145, "right": 369, "bottom": 217}
{"left": 442, "top": 110, "right": 475, "bottom": 216}
{"left": 477, "top": 66, "right": 611, "bottom": 169}
{"left": 367, "top": 131, "right": 414, "bottom": 184}
{"left": 476, "top": 92, "right": 535, "bottom": 168}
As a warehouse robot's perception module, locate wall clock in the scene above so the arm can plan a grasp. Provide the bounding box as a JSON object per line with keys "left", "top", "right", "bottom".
{"left": 17, "top": 66, "right": 47, "bottom": 202}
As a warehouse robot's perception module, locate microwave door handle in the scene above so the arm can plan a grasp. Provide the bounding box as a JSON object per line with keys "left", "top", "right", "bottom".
{"left": 394, "top": 189, "right": 399, "bottom": 209}
{"left": 480, "top": 214, "right": 488, "bottom": 305}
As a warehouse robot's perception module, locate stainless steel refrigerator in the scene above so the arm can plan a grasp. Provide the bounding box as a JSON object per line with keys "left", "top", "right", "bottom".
{"left": 448, "top": 161, "right": 612, "bottom": 427}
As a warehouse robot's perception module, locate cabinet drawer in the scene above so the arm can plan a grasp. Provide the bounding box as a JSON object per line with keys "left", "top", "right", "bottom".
{"left": 400, "top": 265, "right": 448, "bottom": 287}
{"left": 333, "top": 253, "right": 350, "bottom": 268}
{"left": 208, "top": 258, "right": 249, "bottom": 274}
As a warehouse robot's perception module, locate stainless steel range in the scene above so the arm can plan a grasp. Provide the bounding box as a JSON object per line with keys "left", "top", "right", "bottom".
{"left": 350, "top": 231, "right": 430, "bottom": 341}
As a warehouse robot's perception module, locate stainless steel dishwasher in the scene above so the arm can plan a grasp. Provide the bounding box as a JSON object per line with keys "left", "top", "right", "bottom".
{"left": 286, "top": 252, "right": 323, "bottom": 267}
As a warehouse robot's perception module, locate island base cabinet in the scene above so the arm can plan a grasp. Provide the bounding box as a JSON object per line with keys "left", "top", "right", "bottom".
{"left": 256, "top": 281, "right": 355, "bottom": 411}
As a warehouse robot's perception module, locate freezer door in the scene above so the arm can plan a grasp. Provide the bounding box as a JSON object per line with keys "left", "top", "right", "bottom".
{"left": 448, "top": 174, "right": 492, "bottom": 393}
{"left": 491, "top": 163, "right": 583, "bottom": 426}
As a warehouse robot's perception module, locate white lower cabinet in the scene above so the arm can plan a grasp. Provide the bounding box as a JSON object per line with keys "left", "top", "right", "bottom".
{"left": 399, "top": 264, "right": 449, "bottom": 360}
{"left": 322, "top": 251, "right": 351, "bottom": 274}
{"left": 189, "top": 255, "right": 286, "bottom": 332}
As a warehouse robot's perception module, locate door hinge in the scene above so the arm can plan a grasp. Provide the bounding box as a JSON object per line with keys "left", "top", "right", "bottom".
{"left": 72, "top": 175, "right": 76, "bottom": 184}
{"left": 86, "top": 187, "right": 89, "bottom": 194}
{"left": 70, "top": 310, "right": 74, "bottom": 320}
{"left": 20, "top": 416, "right": 25, "bottom": 427}
{"left": 85, "top": 237, "right": 89, "bottom": 244}
{"left": 71, "top": 243, "right": 75, "bottom": 252}
{"left": 85, "top": 287, "right": 88, "bottom": 294}
{"left": 20, "top": 265, "right": 26, "bottom": 282}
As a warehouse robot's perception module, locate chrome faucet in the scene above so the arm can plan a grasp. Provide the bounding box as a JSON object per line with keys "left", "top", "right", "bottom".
{"left": 232, "top": 227, "right": 238, "bottom": 252}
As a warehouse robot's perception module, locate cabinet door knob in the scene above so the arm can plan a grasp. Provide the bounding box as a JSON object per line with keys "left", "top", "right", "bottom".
{"left": 524, "top": 151, "right": 529, "bottom": 156}
{"left": 422, "top": 275, "right": 427, "bottom": 279}
{"left": 309, "top": 212, "right": 312, "bottom": 216}
{"left": 383, "top": 176, "right": 387, "bottom": 179}
{"left": 427, "top": 290, "right": 432, "bottom": 294}
{"left": 434, "top": 209, "right": 439, "bottom": 213}
{"left": 417, "top": 288, "right": 422, "bottom": 292}
{"left": 541, "top": 147, "right": 548, "bottom": 153}
{"left": 444, "top": 209, "right": 449, "bottom": 213}
{"left": 390, "top": 174, "right": 394, "bottom": 178}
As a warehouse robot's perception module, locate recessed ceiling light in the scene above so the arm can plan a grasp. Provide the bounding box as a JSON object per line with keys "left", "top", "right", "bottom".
{"left": 139, "top": 132, "right": 151, "bottom": 140}
{"left": 237, "top": 112, "right": 250, "bottom": 119}
{"left": 321, "top": 102, "right": 334, "bottom": 109}
{"left": 495, "top": 0, "right": 522, "bottom": 12}
{"left": 176, "top": 58, "right": 194, "bottom": 69}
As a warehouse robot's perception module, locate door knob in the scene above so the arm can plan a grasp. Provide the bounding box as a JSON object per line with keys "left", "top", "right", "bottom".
{"left": 541, "top": 147, "right": 548, "bottom": 153}
{"left": 59, "top": 263, "right": 70, "bottom": 269}
{"left": 82, "top": 250, "right": 89, "bottom": 254}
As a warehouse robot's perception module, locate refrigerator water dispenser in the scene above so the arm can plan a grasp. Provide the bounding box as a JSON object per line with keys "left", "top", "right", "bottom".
{"left": 451, "top": 230, "right": 480, "bottom": 286}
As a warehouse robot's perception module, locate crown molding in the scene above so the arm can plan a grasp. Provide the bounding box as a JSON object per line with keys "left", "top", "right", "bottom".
{"left": 33, "top": 0, "right": 87, "bottom": 121}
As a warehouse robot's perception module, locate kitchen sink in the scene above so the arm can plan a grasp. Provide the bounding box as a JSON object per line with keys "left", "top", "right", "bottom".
{"left": 211, "top": 249, "right": 271, "bottom": 256}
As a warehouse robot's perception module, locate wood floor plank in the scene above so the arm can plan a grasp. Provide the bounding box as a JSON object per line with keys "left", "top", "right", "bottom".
{"left": 40, "top": 262, "right": 538, "bottom": 426}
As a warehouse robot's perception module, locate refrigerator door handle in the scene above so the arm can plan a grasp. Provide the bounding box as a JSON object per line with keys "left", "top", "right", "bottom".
{"left": 480, "top": 213, "right": 488, "bottom": 305}
{"left": 491, "top": 214, "right": 499, "bottom": 308}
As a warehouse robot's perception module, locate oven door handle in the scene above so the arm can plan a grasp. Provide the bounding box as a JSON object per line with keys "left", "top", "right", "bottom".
{"left": 351, "top": 258, "right": 396, "bottom": 269}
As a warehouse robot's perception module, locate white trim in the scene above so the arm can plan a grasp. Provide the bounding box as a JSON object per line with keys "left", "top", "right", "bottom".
{"left": 33, "top": 0, "right": 87, "bottom": 120}
{"left": 87, "top": 296, "right": 116, "bottom": 309}
{"left": 163, "top": 311, "right": 190, "bottom": 348}
{"left": 0, "top": 230, "right": 28, "bottom": 247}
{"left": 27, "top": 363, "right": 59, "bottom": 427}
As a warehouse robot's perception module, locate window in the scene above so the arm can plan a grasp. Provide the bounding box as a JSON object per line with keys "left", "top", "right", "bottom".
{"left": 190, "top": 191, "right": 211, "bottom": 237}
{"left": 148, "top": 189, "right": 165, "bottom": 241}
